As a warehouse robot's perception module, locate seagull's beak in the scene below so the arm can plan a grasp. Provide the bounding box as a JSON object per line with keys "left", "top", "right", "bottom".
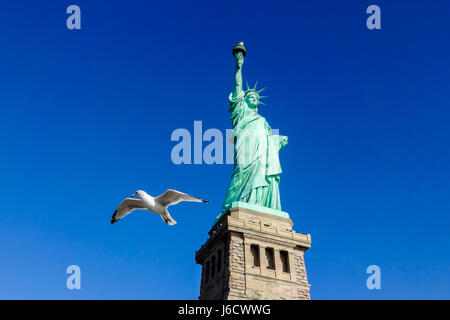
{"left": 130, "top": 193, "right": 136, "bottom": 198}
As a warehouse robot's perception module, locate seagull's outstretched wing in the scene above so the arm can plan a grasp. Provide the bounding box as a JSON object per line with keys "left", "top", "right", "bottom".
{"left": 161, "top": 209, "right": 177, "bottom": 226}
{"left": 156, "top": 189, "right": 209, "bottom": 207}
{"left": 111, "top": 198, "right": 146, "bottom": 224}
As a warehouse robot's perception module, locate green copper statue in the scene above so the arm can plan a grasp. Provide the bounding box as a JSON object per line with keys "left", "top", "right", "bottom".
{"left": 221, "top": 42, "right": 288, "bottom": 215}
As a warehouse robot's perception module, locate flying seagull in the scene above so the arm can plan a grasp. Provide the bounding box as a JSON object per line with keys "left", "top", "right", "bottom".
{"left": 111, "top": 189, "right": 209, "bottom": 226}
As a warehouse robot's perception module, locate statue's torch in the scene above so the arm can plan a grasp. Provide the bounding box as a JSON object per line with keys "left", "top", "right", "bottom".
{"left": 232, "top": 42, "right": 247, "bottom": 57}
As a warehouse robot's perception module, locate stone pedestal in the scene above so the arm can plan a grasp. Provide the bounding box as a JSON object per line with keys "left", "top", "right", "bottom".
{"left": 195, "top": 204, "right": 311, "bottom": 300}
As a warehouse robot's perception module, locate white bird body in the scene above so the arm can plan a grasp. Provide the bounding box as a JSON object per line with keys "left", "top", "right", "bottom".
{"left": 111, "top": 189, "right": 208, "bottom": 226}
{"left": 139, "top": 192, "right": 159, "bottom": 213}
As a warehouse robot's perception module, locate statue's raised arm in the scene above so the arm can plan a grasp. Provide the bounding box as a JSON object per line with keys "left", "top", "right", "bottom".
{"left": 232, "top": 42, "right": 246, "bottom": 98}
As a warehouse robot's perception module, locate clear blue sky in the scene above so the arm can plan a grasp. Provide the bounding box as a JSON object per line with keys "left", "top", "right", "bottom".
{"left": 0, "top": 0, "right": 449, "bottom": 299}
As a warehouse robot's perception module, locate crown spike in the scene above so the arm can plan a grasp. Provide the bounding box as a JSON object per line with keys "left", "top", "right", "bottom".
{"left": 253, "top": 80, "right": 259, "bottom": 90}
{"left": 246, "top": 80, "right": 250, "bottom": 91}
{"left": 257, "top": 87, "right": 266, "bottom": 94}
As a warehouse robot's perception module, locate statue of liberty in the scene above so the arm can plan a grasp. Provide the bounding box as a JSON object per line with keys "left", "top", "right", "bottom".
{"left": 221, "top": 42, "right": 288, "bottom": 215}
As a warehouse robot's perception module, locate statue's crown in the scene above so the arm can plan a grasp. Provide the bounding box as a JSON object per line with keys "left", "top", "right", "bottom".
{"left": 244, "top": 81, "right": 268, "bottom": 105}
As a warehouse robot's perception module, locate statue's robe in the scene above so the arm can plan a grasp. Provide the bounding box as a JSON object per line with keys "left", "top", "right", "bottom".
{"left": 221, "top": 91, "right": 287, "bottom": 213}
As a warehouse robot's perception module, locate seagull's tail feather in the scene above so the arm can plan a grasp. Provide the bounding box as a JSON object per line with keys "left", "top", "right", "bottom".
{"left": 167, "top": 218, "right": 177, "bottom": 226}
{"left": 161, "top": 210, "right": 177, "bottom": 226}
{"left": 160, "top": 215, "right": 177, "bottom": 226}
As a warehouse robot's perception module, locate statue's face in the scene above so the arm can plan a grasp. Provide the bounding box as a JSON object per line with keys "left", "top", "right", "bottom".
{"left": 245, "top": 93, "right": 259, "bottom": 109}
